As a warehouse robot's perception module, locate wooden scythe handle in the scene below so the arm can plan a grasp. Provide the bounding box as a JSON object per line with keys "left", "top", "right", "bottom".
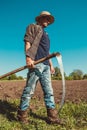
{"left": 0, "top": 52, "right": 60, "bottom": 79}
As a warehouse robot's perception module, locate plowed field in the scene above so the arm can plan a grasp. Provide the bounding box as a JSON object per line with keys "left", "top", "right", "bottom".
{"left": 0, "top": 80, "right": 87, "bottom": 103}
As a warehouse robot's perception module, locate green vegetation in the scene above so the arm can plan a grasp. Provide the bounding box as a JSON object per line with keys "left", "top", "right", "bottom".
{"left": 2, "top": 74, "right": 24, "bottom": 80}
{"left": 52, "top": 67, "right": 87, "bottom": 80}
{"left": 0, "top": 99, "right": 87, "bottom": 130}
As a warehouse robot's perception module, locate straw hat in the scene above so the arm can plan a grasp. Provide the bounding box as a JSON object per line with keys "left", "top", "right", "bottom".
{"left": 35, "top": 11, "right": 54, "bottom": 24}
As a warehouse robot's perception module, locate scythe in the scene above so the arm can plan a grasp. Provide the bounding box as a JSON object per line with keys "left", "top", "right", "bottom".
{"left": 0, "top": 52, "right": 65, "bottom": 112}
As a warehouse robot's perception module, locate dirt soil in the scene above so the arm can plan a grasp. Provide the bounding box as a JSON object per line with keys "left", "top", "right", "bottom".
{"left": 0, "top": 80, "right": 87, "bottom": 103}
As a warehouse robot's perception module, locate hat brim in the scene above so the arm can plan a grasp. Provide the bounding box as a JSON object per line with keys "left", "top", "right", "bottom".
{"left": 35, "top": 14, "right": 54, "bottom": 25}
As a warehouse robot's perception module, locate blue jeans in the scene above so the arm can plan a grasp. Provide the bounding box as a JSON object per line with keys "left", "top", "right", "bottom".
{"left": 19, "top": 63, "right": 55, "bottom": 110}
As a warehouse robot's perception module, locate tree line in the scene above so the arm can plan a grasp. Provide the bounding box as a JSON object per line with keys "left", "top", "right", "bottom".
{"left": 51, "top": 67, "right": 87, "bottom": 80}
{"left": 1, "top": 67, "right": 87, "bottom": 80}
{"left": 2, "top": 74, "right": 24, "bottom": 80}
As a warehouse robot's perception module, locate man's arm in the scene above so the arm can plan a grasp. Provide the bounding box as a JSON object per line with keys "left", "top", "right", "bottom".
{"left": 24, "top": 24, "right": 43, "bottom": 60}
{"left": 49, "top": 59, "right": 55, "bottom": 74}
{"left": 25, "top": 42, "right": 34, "bottom": 68}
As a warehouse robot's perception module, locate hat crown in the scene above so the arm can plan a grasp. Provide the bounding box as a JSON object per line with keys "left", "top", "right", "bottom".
{"left": 40, "top": 11, "right": 51, "bottom": 16}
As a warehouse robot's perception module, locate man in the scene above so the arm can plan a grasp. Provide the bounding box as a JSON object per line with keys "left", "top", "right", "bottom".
{"left": 17, "top": 11, "right": 61, "bottom": 124}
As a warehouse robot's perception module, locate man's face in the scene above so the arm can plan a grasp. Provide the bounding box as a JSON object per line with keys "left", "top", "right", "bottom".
{"left": 40, "top": 17, "right": 50, "bottom": 27}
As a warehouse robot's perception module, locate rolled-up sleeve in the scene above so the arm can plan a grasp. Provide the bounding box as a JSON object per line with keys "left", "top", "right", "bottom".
{"left": 24, "top": 24, "right": 34, "bottom": 44}
{"left": 24, "top": 24, "right": 43, "bottom": 60}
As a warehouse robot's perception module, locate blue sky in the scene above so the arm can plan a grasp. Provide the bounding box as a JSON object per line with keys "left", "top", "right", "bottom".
{"left": 0, "top": 0, "right": 87, "bottom": 77}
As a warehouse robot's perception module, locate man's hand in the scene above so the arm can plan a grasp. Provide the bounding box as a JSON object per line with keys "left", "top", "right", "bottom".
{"left": 49, "top": 59, "right": 55, "bottom": 74}
{"left": 26, "top": 56, "right": 34, "bottom": 68}
{"left": 50, "top": 65, "right": 55, "bottom": 74}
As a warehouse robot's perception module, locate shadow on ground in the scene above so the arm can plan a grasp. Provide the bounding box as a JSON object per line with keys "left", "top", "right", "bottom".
{"left": 0, "top": 100, "right": 47, "bottom": 123}
{"left": 0, "top": 100, "right": 17, "bottom": 121}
